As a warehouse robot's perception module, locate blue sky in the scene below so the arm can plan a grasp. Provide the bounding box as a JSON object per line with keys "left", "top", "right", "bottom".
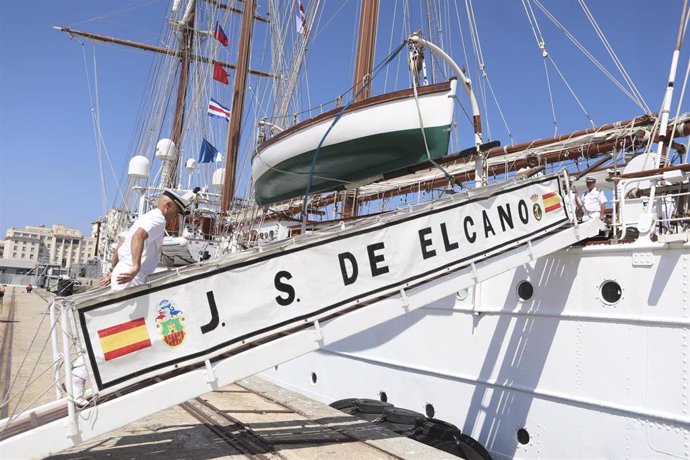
{"left": 0, "top": 0, "right": 687, "bottom": 238}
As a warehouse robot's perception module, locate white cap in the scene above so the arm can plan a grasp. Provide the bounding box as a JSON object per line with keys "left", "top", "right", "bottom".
{"left": 162, "top": 189, "right": 195, "bottom": 211}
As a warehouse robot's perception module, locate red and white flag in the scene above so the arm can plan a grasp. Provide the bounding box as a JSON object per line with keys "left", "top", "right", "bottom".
{"left": 296, "top": 1, "right": 307, "bottom": 36}
{"left": 207, "top": 98, "right": 230, "bottom": 121}
{"left": 212, "top": 61, "right": 229, "bottom": 84}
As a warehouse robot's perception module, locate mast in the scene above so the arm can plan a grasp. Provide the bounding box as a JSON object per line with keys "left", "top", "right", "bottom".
{"left": 222, "top": 0, "right": 256, "bottom": 212}
{"left": 340, "top": 0, "right": 379, "bottom": 219}
{"left": 164, "top": 0, "right": 197, "bottom": 189}
{"left": 352, "top": 0, "right": 379, "bottom": 102}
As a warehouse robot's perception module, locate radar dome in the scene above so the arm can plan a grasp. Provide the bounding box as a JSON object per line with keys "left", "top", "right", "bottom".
{"left": 212, "top": 168, "right": 225, "bottom": 189}
{"left": 128, "top": 155, "right": 150, "bottom": 179}
{"left": 155, "top": 138, "right": 177, "bottom": 160}
{"left": 185, "top": 158, "right": 197, "bottom": 171}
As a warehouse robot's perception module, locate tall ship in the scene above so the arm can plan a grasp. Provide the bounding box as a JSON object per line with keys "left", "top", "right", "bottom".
{"left": 1, "top": 1, "right": 689, "bottom": 458}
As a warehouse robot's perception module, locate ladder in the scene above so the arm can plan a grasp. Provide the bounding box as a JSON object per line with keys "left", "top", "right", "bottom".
{"left": 0, "top": 174, "right": 603, "bottom": 458}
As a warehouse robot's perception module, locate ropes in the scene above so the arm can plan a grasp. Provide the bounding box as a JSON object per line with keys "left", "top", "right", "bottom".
{"left": 300, "top": 41, "right": 408, "bottom": 223}
{"left": 668, "top": 57, "right": 690, "bottom": 166}
{"left": 532, "top": 0, "right": 650, "bottom": 114}
{"left": 79, "top": 43, "right": 127, "bottom": 211}
{"left": 577, "top": 0, "right": 651, "bottom": 114}
{"left": 521, "top": 0, "right": 597, "bottom": 131}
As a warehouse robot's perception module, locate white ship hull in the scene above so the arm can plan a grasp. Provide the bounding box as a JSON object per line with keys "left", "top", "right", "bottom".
{"left": 263, "top": 238, "right": 690, "bottom": 459}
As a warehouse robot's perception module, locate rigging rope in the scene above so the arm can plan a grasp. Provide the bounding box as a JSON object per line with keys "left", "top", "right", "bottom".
{"left": 79, "top": 43, "right": 127, "bottom": 210}
{"left": 521, "top": 0, "right": 595, "bottom": 129}
{"left": 577, "top": 0, "right": 651, "bottom": 114}
{"left": 532, "top": 0, "right": 650, "bottom": 114}
{"left": 299, "top": 41, "right": 408, "bottom": 223}
{"left": 542, "top": 59, "right": 558, "bottom": 136}
{"left": 668, "top": 57, "right": 690, "bottom": 166}
{"left": 548, "top": 56, "right": 596, "bottom": 127}
{"left": 521, "top": 0, "right": 558, "bottom": 134}
{"left": 411, "top": 70, "right": 455, "bottom": 184}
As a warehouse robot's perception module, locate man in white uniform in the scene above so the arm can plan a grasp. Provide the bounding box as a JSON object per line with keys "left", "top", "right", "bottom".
{"left": 99, "top": 189, "right": 193, "bottom": 290}
{"left": 516, "top": 154, "right": 545, "bottom": 179}
{"left": 66, "top": 190, "right": 193, "bottom": 406}
{"left": 580, "top": 176, "right": 607, "bottom": 221}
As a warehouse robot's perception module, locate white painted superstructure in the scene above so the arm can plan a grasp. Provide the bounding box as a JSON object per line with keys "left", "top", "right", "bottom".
{"left": 263, "top": 216, "right": 690, "bottom": 458}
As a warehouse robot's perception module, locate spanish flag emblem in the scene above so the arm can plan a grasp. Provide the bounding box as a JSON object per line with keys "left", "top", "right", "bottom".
{"left": 98, "top": 318, "right": 151, "bottom": 361}
{"left": 542, "top": 192, "right": 562, "bottom": 213}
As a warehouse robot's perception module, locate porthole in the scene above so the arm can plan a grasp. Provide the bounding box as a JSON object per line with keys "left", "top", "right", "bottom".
{"left": 311, "top": 372, "right": 317, "bottom": 384}
{"left": 600, "top": 280, "right": 622, "bottom": 304}
{"left": 379, "top": 391, "right": 388, "bottom": 402}
{"left": 517, "top": 427, "right": 530, "bottom": 445}
{"left": 456, "top": 288, "right": 470, "bottom": 301}
{"left": 425, "top": 403, "right": 435, "bottom": 418}
{"left": 517, "top": 281, "right": 534, "bottom": 301}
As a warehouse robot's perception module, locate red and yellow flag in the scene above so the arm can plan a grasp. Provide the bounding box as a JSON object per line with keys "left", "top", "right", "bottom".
{"left": 542, "top": 192, "right": 562, "bottom": 213}
{"left": 98, "top": 318, "right": 151, "bottom": 361}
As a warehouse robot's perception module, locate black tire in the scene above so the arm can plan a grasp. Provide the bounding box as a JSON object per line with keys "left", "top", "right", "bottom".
{"left": 329, "top": 398, "right": 359, "bottom": 410}
{"left": 378, "top": 420, "right": 419, "bottom": 436}
{"left": 383, "top": 407, "right": 425, "bottom": 425}
{"left": 421, "top": 417, "right": 462, "bottom": 441}
{"left": 354, "top": 398, "right": 393, "bottom": 414}
{"left": 455, "top": 433, "right": 492, "bottom": 460}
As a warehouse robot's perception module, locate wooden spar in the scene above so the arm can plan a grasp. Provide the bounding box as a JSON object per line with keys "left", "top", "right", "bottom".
{"left": 205, "top": 0, "right": 270, "bottom": 22}
{"left": 295, "top": 118, "right": 690, "bottom": 210}
{"left": 483, "top": 114, "right": 655, "bottom": 160}
{"left": 221, "top": 0, "right": 255, "bottom": 212}
{"left": 339, "top": 0, "right": 379, "bottom": 219}
{"left": 167, "top": 5, "right": 196, "bottom": 188}
{"left": 352, "top": 0, "right": 379, "bottom": 102}
{"left": 53, "top": 27, "right": 272, "bottom": 78}
{"left": 618, "top": 162, "right": 690, "bottom": 179}
{"left": 572, "top": 155, "right": 614, "bottom": 181}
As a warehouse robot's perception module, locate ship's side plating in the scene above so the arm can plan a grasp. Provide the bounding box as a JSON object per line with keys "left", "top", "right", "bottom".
{"left": 263, "top": 239, "right": 690, "bottom": 459}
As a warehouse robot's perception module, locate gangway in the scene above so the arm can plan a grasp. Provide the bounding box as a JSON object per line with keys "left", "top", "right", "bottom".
{"left": 0, "top": 174, "right": 603, "bottom": 458}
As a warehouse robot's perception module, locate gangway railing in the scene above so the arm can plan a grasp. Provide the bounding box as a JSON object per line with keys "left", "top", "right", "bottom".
{"left": 0, "top": 173, "right": 604, "bottom": 459}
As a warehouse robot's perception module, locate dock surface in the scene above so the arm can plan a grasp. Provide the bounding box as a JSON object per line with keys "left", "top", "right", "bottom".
{"left": 0, "top": 287, "right": 451, "bottom": 459}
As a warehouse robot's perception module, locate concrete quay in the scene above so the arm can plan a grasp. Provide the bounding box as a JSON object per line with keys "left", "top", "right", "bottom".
{"left": 0, "top": 286, "right": 453, "bottom": 459}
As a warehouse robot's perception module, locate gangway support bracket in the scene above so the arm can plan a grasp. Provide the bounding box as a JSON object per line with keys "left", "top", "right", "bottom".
{"left": 527, "top": 240, "right": 535, "bottom": 260}
{"left": 204, "top": 360, "right": 217, "bottom": 384}
{"left": 399, "top": 288, "right": 410, "bottom": 312}
{"left": 313, "top": 319, "right": 324, "bottom": 345}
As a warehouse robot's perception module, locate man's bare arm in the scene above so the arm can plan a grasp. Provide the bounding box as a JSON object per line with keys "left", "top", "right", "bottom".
{"left": 115, "top": 229, "right": 149, "bottom": 285}
{"left": 99, "top": 238, "right": 125, "bottom": 287}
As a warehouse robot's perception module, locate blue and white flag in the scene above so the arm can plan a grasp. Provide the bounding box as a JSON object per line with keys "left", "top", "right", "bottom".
{"left": 207, "top": 98, "right": 230, "bottom": 121}
{"left": 199, "top": 138, "right": 220, "bottom": 164}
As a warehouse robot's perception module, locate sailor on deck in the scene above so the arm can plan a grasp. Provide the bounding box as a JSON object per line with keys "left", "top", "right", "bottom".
{"left": 100, "top": 189, "right": 193, "bottom": 290}
{"left": 516, "top": 154, "right": 545, "bottom": 179}
{"left": 580, "top": 176, "right": 607, "bottom": 221}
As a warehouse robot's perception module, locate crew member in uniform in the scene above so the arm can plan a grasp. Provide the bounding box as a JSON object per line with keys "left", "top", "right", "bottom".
{"left": 68, "top": 190, "right": 194, "bottom": 406}
{"left": 99, "top": 189, "right": 194, "bottom": 290}
{"left": 516, "top": 154, "right": 545, "bottom": 179}
{"left": 580, "top": 176, "right": 607, "bottom": 221}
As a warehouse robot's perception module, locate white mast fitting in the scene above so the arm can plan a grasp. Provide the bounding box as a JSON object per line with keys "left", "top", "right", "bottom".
{"left": 408, "top": 34, "right": 485, "bottom": 185}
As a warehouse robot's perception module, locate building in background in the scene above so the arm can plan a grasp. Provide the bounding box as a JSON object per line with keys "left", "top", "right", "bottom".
{"left": 0, "top": 225, "right": 101, "bottom": 288}
{"left": 2, "top": 224, "right": 97, "bottom": 268}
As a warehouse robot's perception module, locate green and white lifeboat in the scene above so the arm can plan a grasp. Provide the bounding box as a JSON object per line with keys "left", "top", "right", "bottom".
{"left": 252, "top": 79, "right": 457, "bottom": 206}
